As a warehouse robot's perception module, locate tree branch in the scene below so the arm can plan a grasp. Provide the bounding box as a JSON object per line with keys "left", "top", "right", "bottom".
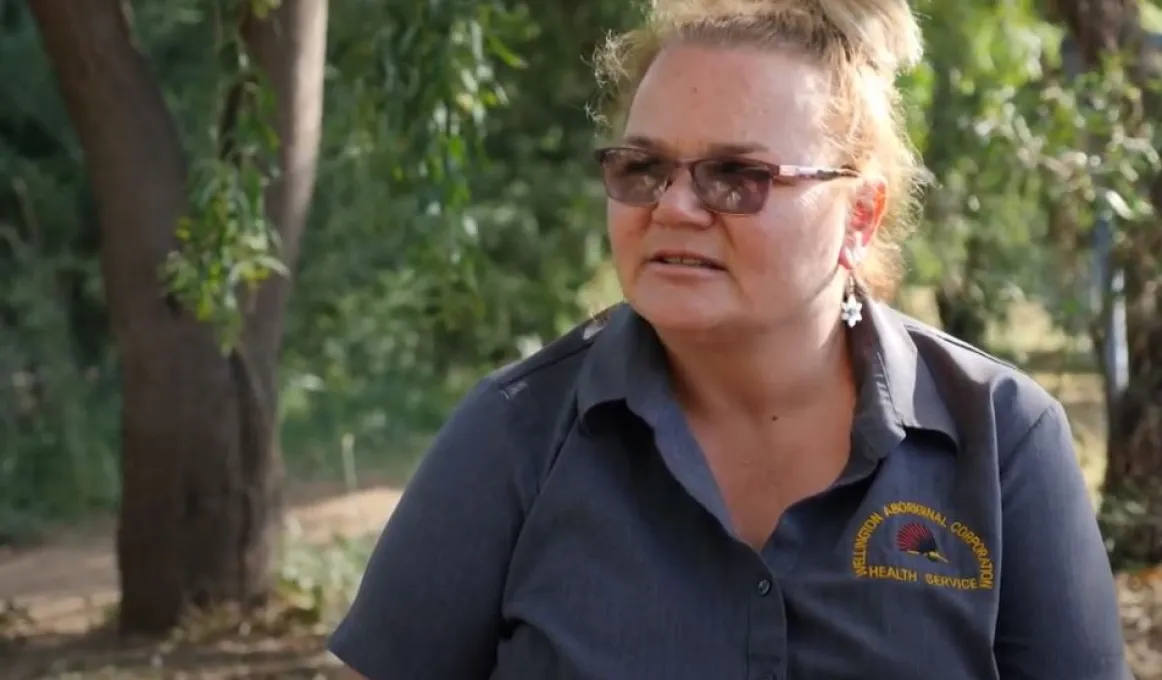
{"left": 239, "top": 0, "right": 329, "bottom": 365}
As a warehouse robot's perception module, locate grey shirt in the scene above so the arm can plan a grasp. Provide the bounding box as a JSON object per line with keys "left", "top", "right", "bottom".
{"left": 328, "top": 301, "right": 1129, "bottom": 680}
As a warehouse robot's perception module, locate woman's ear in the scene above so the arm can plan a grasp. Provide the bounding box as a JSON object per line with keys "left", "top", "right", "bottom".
{"left": 839, "top": 179, "right": 886, "bottom": 269}
{"left": 838, "top": 231, "right": 868, "bottom": 270}
{"left": 849, "top": 177, "right": 887, "bottom": 242}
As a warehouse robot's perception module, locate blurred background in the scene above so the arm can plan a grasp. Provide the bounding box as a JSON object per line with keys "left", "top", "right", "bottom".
{"left": 1, "top": 0, "right": 1161, "bottom": 677}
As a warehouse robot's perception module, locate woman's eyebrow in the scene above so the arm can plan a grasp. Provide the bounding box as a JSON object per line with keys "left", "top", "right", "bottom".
{"left": 621, "top": 134, "right": 667, "bottom": 151}
{"left": 621, "top": 134, "right": 770, "bottom": 157}
{"left": 704, "top": 141, "right": 768, "bottom": 156}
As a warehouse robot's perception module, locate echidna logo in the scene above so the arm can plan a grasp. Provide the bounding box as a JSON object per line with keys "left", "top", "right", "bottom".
{"left": 896, "top": 522, "right": 949, "bottom": 563}
{"left": 851, "top": 501, "right": 995, "bottom": 591}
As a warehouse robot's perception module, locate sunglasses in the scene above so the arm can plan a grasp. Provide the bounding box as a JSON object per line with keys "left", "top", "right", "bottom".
{"left": 594, "top": 146, "right": 859, "bottom": 215}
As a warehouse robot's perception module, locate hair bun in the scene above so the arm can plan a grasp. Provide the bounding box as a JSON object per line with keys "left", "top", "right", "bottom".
{"left": 814, "top": 0, "right": 923, "bottom": 73}
{"left": 648, "top": 0, "right": 923, "bottom": 74}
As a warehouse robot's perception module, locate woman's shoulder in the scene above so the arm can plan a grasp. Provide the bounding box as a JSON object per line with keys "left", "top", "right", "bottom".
{"left": 878, "top": 305, "right": 1064, "bottom": 450}
{"left": 441, "top": 308, "right": 618, "bottom": 463}
{"left": 485, "top": 309, "right": 612, "bottom": 402}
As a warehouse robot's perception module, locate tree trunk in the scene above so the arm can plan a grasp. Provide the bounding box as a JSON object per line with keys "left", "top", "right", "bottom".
{"left": 27, "top": 0, "right": 328, "bottom": 633}
{"left": 934, "top": 283, "right": 989, "bottom": 348}
{"left": 933, "top": 225, "right": 991, "bottom": 349}
{"left": 1047, "top": 0, "right": 1162, "bottom": 568}
{"left": 1104, "top": 223, "right": 1162, "bottom": 566}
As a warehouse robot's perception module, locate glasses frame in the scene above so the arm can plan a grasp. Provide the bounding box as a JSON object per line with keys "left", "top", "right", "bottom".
{"left": 593, "top": 146, "right": 860, "bottom": 215}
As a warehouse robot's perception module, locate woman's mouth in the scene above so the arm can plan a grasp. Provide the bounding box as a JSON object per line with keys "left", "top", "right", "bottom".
{"left": 649, "top": 253, "right": 724, "bottom": 270}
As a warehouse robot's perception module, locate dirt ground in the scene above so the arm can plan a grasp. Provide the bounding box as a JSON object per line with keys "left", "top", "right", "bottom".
{"left": 1123, "top": 570, "right": 1162, "bottom": 678}
{"left": 1, "top": 481, "right": 1160, "bottom": 679}
{"left": 0, "top": 482, "right": 402, "bottom": 679}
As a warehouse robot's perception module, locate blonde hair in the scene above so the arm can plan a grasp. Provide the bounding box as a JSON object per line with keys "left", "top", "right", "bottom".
{"left": 593, "top": 0, "right": 925, "bottom": 298}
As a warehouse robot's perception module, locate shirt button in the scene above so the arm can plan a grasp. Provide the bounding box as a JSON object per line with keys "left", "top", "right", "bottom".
{"left": 757, "top": 578, "right": 772, "bottom": 596}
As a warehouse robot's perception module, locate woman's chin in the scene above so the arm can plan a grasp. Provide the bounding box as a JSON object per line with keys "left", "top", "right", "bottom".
{"left": 626, "top": 294, "right": 736, "bottom": 336}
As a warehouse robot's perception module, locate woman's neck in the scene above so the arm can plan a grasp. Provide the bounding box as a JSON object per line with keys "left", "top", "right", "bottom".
{"left": 658, "top": 305, "right": 856, "bottom": 423}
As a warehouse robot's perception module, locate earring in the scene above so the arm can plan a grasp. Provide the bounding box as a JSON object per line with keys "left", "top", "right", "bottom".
{"left": 840, "top": 273, "right": 863, "bottom": 327}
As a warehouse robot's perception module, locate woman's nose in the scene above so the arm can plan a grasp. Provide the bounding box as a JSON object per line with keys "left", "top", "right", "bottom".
{"left": 651, "top": 170, "right": 714, "bottom": 227}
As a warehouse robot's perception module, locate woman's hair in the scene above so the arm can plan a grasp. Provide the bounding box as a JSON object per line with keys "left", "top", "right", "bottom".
{"left": 593, "top": 0, "right": 925, "bottom": 298}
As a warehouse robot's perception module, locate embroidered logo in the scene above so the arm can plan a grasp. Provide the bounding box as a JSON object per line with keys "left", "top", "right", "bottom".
{"left": 895, "top": 522, "right": 949, "bottom": 563}
{"left": 851, "top": 501, "right": 994, "bottom": 591}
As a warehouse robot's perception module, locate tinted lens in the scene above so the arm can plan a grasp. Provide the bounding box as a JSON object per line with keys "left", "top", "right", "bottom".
{"left": 597, "top": 148, "right": 674, "bottom": 206}
{"left": 691, "top": 159, "right": 773, "bottom": 214}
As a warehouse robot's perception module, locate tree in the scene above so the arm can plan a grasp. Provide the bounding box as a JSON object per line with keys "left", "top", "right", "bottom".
{"left": 1044, "top": 0, "right": 1162, "bottom": 567}
{"left": 902, "top": 3, "right": 1064, "bottom": 351}
{"left": 26, "top": 0, "right": 328, "bottom": 633}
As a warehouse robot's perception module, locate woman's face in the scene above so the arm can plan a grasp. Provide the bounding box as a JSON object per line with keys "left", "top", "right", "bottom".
{"left": 606, "top": 44, "right": 882, "bottom": 335}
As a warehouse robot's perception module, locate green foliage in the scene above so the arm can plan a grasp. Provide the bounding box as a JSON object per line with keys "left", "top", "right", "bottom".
{"left": 905, "top": 3, "right": 1063, "bottom": 295}
{"left": 281, "top": 0, "right": 636, "bottom": 450}
{"left": 0, "top": 224, "right": 120, "bottom": 530}
{"left": 250, "top": 0, "right": 282, "bottom": 20}
{"left": 275, "top": 525, "right": 373, "bottom": 627}
{"left": 901, "top": 1, "right": 1160, "bottom": 343}
{"left": 281, "top": 0, "right": 535, "bottom": 444}
{"left": 0, "top": 0, "right": 642, "bottom": 521}
{"left": 0, "top": 6, "right": 120, "bottom": 530}
{"left": 163, "top": 7, "right": 286, "bottom": 352}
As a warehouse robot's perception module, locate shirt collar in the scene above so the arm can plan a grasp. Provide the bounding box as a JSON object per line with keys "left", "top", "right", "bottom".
{"left": 852, "top": 300, "right": 959, "bottom": 453}
{"left": 575, "top": 304, "right": 662, "bottom": 421}
{"left": 575, "top": 301, "right": 959, "bottom": 449}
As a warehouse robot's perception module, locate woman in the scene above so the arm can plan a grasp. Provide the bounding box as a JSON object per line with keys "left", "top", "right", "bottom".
{"left": 330, "top": 0, "right": 1130, "bottom": 677}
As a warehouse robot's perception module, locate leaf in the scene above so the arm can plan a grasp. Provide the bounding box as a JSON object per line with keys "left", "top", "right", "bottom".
{"left": 1104, "top": 189, "right": 1135, "bottom": 219}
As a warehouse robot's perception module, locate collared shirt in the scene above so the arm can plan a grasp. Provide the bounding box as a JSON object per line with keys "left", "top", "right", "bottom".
{"left": 328, "top": 301, "right": 1130, "bottom": 680}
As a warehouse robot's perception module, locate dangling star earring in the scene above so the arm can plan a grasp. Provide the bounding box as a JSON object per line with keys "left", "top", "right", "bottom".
{"left": 840, "top": 272, "right": 863, "bottom": 328}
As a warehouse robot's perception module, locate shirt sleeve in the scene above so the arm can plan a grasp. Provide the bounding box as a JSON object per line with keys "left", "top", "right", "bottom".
{"left": 993, "top": 400, "right": 1131, "bottom": 680}
{"left": 328, "top": 377, "right": 534, "bottom": 680}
